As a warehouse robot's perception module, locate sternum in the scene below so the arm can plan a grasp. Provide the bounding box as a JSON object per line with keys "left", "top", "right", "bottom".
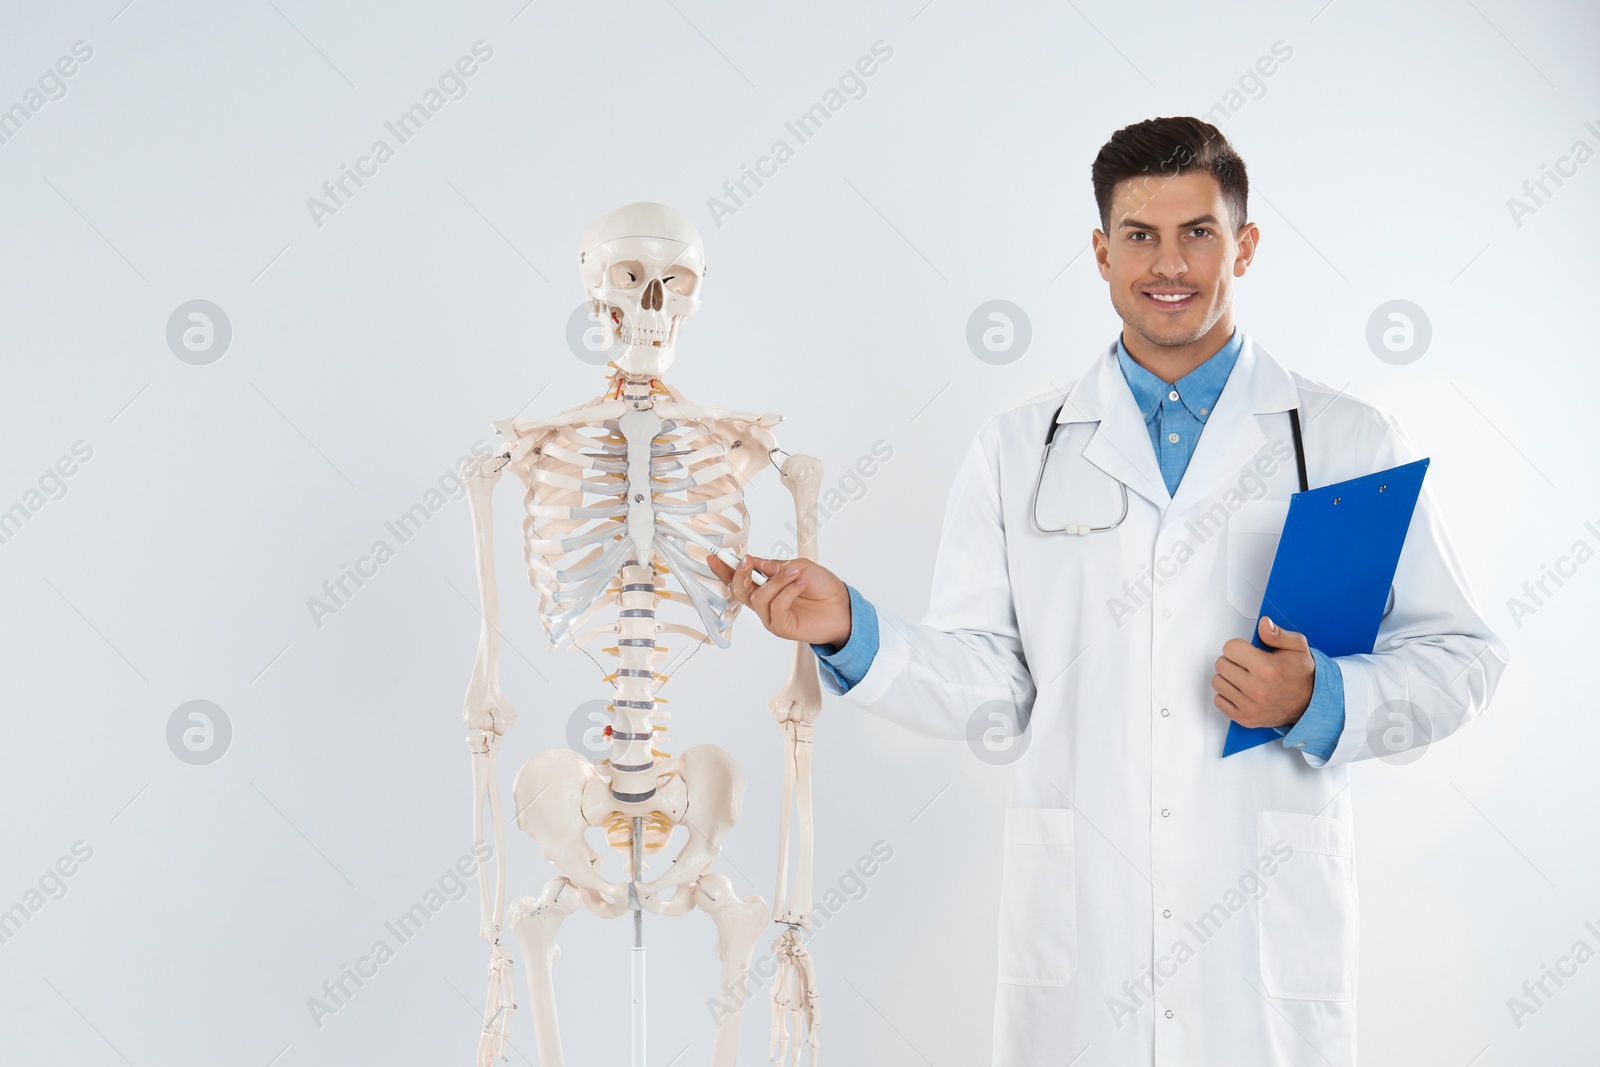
{"left": 618, "top": 405, "right": 663, "bottom": 566}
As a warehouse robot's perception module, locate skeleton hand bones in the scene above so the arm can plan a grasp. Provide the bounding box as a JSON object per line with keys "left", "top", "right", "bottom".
{"left": 769, "top": 926, "right": 821, "bottom": 1067}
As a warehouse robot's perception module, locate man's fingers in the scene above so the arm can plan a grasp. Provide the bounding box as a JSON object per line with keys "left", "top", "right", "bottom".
{"left": 721, "top": 557, "right": 749, "bottom": 603}
{"left": 716, "top": 555, "right": 772, "bottom": 606}
{"left": 1213, "top": 654, "right": 1251, "bottom": 691}
{"left": 1220, "top": 636, "right": 1255, "bottom": 661}
{"left": 1211, "top": 671, "right": 1249, "bottom": 707}
{"left": 746, "top": 555, "right": 783, "bottom": 577}
{"left": 749, "top": 566, "right": 804, "bottom": 626}
{"left": 1258, "top": 615, "right": 1309, "bottom": 651}
{"left": 736, "top": 560, "right": 761, "bottom": 604}
{"left": 1219, "top": 636, "right": 1269, "bottom": 674}
{"left": 735, "top": 555, "right": 782, "bottom": 599}
{"left": 1213, "top": 691, "right": 1242, "bottom": 720}
{"left": 766, "top": 573, "right": 810, "bottom": 632}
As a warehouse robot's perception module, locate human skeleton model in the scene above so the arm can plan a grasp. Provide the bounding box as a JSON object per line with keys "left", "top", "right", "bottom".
{"left": 460, "top": 202, "right": 824, "bottom": 1067}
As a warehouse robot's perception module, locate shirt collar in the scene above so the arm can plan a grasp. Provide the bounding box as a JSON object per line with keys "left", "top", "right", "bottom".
{"left": 1115, "top": 327, "right": 1243, "bottom": 424}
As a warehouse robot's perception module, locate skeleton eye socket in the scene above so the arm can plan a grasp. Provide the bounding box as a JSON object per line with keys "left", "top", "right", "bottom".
{"left": 607, "top": 260, "right": 646, "bottom": 288}
{"left": 661, "top": 265, "right": 699, "bottom": 296}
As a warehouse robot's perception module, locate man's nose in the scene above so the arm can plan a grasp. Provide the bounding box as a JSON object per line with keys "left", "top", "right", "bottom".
{"left": 1151, "top": 248, "right": 1188, "bottom": 279}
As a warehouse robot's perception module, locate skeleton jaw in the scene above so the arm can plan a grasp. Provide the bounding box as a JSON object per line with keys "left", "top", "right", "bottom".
{"left": 613, "top": 342, "right": 675, "bottom": 379}
{"left": 608, "top": 307, "right": 680, "bottom": 377}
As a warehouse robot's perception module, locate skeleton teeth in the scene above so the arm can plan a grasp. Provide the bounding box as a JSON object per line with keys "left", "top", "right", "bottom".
{"left": 617, "top": 324, "right": 672, "bottom": 345}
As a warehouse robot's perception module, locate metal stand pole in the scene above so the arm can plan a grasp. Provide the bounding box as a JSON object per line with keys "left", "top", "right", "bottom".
{"left": 630, "top": 815, "right": 646, "bottom": 1067}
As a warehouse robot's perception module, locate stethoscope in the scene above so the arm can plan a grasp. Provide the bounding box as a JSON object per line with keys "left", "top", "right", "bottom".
{"left": 1030, "top": 403, "right": 1308, "bottom": 535}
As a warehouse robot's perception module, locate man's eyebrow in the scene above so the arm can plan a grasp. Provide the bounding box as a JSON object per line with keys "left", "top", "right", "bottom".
{"left": 1118, "top": 214, "right": 1221, "bottom": 230}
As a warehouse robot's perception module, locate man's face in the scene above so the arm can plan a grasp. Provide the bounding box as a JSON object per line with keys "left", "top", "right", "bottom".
{"left": 1092, "top": 171, "right": 1258, "bottom": 350}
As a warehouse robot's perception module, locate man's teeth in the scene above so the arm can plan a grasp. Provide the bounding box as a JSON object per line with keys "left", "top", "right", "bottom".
{"left": 1148, "top": 293, "right": 1194, "bottom": 302}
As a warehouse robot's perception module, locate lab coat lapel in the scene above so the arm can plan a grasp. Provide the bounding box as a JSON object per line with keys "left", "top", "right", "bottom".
{"left": 1165, "top": 333, "right": 1301, "bottom": 521}
{"left": 1062, "top": 341, "right": 1171, "bottom": 511}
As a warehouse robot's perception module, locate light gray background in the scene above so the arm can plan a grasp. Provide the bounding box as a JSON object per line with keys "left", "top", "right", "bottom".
{"left": 1, "top": 1, "right": 1596, "bottom": 1064}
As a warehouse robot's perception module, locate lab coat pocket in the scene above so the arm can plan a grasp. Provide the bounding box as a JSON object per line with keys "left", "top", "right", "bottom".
{"left": 1226, "top": 500, "right": 1291, "bottom": 618}
{"left": 1256, "top": 811, "right": 1358, "bottom": 1001}
{"left": 997, "top": 807, "right": 1077, "bottom": 986}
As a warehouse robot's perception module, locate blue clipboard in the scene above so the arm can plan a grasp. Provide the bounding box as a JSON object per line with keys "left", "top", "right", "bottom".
{"left": 1222, "top": 457, "right": 1430, "bottom": 757}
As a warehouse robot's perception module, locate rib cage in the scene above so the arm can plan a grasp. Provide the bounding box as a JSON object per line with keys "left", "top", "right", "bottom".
{"left": 519, "top": 403, "right": 752, "bottom": 658}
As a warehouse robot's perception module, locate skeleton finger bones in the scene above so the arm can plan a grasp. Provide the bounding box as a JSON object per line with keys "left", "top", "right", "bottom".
{"left": 770, "top": 926, "right": 821, "bottom": 1066}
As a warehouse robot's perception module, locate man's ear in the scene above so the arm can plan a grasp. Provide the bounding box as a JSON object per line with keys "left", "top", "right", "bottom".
{"left": 1092, "top": 228, "right": 1111, "bottom": 280}
{"left": 1233, "top": 221, "right": 1260, "bottom": 277}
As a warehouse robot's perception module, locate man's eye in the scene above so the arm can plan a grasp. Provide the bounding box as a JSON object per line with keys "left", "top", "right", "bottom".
{"left": 1130, "top": 232, "right": 1151, "bottom": 241}
{"left": 1190, "top": 228, "right": 1211, "bottom": 238}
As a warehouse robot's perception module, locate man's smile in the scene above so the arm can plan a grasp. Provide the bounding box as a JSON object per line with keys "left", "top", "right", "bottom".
{"left": 1141, "top": 288, "right": 1201, "bottom": 311}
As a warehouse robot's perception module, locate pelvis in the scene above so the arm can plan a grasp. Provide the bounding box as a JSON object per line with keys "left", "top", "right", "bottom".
{"left": 512, "top": 743, "right": 747, "bottom": 915}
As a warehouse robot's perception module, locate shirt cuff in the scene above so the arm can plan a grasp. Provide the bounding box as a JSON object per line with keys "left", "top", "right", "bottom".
{"left": 810, "top": 585, "right": 879, "bottom": 694}
{"left": 1277, "top": 647, "right": 1346, "bottom": 761}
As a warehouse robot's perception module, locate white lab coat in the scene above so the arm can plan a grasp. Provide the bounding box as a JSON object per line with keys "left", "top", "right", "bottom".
{"left": 827, "top": 334, "right": 1508, "bottom": 1066}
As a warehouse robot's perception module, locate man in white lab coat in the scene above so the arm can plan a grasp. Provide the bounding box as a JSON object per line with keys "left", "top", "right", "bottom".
{"left": 711, "top": 116, "right": 1508, "bottom": 1066}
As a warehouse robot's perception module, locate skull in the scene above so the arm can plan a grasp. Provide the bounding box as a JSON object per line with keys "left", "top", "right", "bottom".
{"left": 578, "top": 202, "right": 705, "bottom": 379}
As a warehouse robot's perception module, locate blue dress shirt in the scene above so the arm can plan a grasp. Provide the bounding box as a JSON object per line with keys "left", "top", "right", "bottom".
{"left": 813, "top": 585, "right": 879, "bottom": 690}
{"left": 812, "top": 330, "right": 1345, "bottom": 761}
{"left": 1115, "top": 329, "right": 1242, "bottom": 497}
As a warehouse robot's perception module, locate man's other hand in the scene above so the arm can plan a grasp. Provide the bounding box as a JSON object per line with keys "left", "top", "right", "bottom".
{"left": 708, "top": 554, "right": 852, "bottom": 648}
{"left": 1211, "top": 615, "right": 1316, "bottom": 729}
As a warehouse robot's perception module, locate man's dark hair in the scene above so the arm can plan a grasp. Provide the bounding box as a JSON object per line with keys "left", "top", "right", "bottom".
{"left": 1091, "top": 116, "right": 1248, "bottom": 232}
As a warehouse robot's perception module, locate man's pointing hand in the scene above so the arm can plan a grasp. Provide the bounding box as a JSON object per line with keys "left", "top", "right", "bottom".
{"left": 709, "top": 554, "right": 853, "bottom": 648}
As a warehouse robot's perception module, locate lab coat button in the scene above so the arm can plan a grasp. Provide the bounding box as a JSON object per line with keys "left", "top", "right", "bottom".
{"left": 1162, "top": 909, "right": 1172, "bottom": 918}
{"left": 1160, "top": 707, "right": 1170, "bottom": 717}
{"left": 1165, "top": 1009, "right": 1174, "bottom": 1019}
{"left": 1162, "top": 608, "right": 1172, "bottom": 618}
{"left": 1160, "top": 808, "right": 1170, "bottom": 818}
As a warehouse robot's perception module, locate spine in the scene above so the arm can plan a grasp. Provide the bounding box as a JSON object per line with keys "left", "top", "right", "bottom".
{"left": 609, "top": 559, "right": 660, "bottom": 802}
{"left": 610, "top": 377, "right": 665, "bottom": 803}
